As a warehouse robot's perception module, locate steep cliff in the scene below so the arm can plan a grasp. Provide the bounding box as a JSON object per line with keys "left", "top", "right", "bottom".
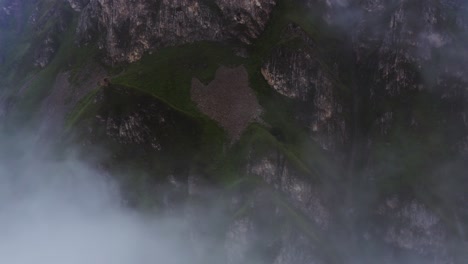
{"left": 68, "top": 0, "right": 276, "bottom": 63}
{"left": 0, "top": 0, "right": 467, "bottom": 263}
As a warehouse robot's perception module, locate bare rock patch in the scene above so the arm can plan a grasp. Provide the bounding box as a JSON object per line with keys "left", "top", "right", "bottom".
{"left": 191, "top": 65, "right": 262, "bottom": 141}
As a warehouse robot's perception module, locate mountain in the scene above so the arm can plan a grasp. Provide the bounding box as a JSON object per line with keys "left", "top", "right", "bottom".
{"left": 0, "top": 0, "right": 467, "bottom": 263}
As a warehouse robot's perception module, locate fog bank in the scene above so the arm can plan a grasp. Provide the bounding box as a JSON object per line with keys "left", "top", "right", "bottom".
{"left": 0, "top": 138, "right": 195, "bottom": 264}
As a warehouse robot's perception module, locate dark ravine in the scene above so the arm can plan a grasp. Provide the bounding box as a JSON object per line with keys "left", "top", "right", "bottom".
{"left": 0, "top": 0, "right": 467, "bottom": 263}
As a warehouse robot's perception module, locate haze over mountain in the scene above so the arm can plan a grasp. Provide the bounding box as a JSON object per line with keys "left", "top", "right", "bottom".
{"left": 0, "top": 0, "right": 467, "bottom": 263}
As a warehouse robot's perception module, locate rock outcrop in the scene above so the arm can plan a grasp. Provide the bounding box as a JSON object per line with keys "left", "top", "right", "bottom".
{"left": 70, "top": 0, "right": 276, "bottom": 63}
{"left": 261, "top": 23, "right": 348, "bottom": 151}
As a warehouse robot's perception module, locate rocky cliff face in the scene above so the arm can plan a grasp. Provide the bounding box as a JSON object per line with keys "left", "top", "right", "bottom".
{"left": 68, "top": 0, "right": 276, "bottom": 63}
{"left": 1, "top": 0, "right": 467, "bottom": 263}
{"left": 261, "top": 23, "right": 348, "bottom": 151}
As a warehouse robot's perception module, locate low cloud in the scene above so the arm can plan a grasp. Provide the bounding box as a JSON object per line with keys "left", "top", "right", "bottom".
{"left": 0, "top": 134, "right": 198, "bottom": 264}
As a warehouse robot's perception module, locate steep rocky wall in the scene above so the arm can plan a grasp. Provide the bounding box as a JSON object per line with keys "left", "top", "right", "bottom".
{"left": 68, "top": 0, "right": 276, "bottom": 63}
{"left": 261, "top": 23, "right": 348, "bottom": 152}
{"left": 1, "top": 0, "right": 467, "bottom": 263}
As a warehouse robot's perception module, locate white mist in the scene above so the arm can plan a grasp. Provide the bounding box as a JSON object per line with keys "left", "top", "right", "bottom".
{"left": 0, "top": 150, "right": 192, "bottom": 264}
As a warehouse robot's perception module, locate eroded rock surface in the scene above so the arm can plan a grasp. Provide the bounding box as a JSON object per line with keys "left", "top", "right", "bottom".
{"left": 262, "top": 23, "right": 348, "bottom": 151}
{"left": 70, "top": 0, "right": 276, "bottom": 63}
{"left": 376, "top": 196, "right": 452, "bottom": 263}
